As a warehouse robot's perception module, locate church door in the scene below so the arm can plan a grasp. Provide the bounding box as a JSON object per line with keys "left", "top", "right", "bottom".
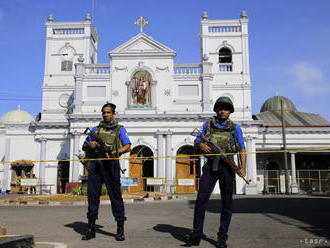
{"left": 129, "top": 153, "right": 143, "bottom": 192}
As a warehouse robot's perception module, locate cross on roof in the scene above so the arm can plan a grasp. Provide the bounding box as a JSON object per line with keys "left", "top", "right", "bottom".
{"left": 134, "top": 16, "right": 149, "bottom": 33}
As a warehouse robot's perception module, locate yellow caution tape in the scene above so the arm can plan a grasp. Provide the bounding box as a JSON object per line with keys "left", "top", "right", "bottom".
{"left": 0, "top": 147, "right": 329, "bottom": 164}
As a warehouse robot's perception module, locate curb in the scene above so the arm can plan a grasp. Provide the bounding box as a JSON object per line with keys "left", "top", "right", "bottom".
{"left": 3, "top": 195, "right": 184, "bottom": 206}
{"left": 0, "top": 235, "right": 34, "bottom": 248}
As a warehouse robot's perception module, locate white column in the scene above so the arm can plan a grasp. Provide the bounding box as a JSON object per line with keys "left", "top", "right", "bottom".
{"left": 39, "top": 137, "right": 47, "bottom": 183}
{"left": 290, "top": 152, "right": 299, "bottom": 193}
{"left": 74, "top": 58, "right": 85, "bottom": 113}
{"left": 165, "top": 130, "right": 173, "bottom": 193}
{"left": 1, "top": 139, "right": 10, "bottom": 193}
{"left": 72, "top": 131, "right": 80, "bottom": 182}
{"left": 244, "top": 135, "right": 257, "bottom": 194}
{"left": 156, "top": 130, "right": 164, "bottom": 178}
{"left": 201, "top": 58, "right": 213, "bottom": 112}
{"left": 151, "top": 80, "right": 157, "bottom": 110}
{"left": 38, "top": 137, "right": 47, "bottom": 193}
{"left": 120, "top": 153, "right": 129, "bottom": 177}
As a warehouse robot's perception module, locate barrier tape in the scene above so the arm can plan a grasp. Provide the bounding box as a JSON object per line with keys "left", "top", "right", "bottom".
{"left": 0, "top": 147, "right": 329, "bottom": 165}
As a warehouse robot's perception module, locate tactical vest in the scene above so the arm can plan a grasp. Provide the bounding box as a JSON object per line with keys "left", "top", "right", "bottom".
{"left": 205, "top": 117, "right": 239, "bottom": 160}
{"left": 88, "top": 120, "right": 122, "bottom": 158}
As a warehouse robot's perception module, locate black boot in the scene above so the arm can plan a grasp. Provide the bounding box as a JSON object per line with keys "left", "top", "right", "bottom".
{"left": 185, "top": 232, "right": 202, "bottom": 246}
{"left": 115, "top": 220, "right": 125, "bottom": 241}
{"left": 216, "top": 237, "right": 227, "bottom": 248}
{"left": 82, "top": 219, "right": 96, "bottom": 240}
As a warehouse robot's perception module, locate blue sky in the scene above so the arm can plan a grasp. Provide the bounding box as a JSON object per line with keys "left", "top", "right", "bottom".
{"left": 0, "top": 0, "right": 329, "bottom": 121}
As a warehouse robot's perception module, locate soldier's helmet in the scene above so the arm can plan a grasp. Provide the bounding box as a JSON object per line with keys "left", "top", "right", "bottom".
{"left": 213, "top": 96, "right": 234, "bottom": 113}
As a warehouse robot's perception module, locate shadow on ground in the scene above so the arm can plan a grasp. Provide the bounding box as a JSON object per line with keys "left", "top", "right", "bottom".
{"left": 187, "top": 197, "right": 330, "bottom": 239}
{"left": 64, "top": 221, "right": 116, "bottom": 238}
{"left": 153, "top": 224, "right": 217, "bottom": 247}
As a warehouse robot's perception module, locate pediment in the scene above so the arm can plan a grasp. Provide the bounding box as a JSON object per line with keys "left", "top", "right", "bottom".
{"left": 109, "top": 33, "right": 176, "bottom": 57}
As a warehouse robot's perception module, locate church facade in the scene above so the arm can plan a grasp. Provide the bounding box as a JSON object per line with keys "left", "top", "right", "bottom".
{"left": 1, "top": 12, "right": 328, "bottom": 195}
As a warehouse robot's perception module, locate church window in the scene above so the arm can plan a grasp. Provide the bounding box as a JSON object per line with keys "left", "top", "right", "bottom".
{"left": 129, "top": 70, "right": 152, "bottom": 108}
{"left": 178, "top": 85, "right": 199, "bottom": 96}
{"left": 60, "top": 45, "right": 75, "bottom": 71}
{"left": 219, "top": 47, "right": 232, "bottom": 72}
{"left": 61, "top": 60, "right": 73, "bottom": 71}
{"left": 219, "top": 47, "right": 232, "bottom": 63}
{"left": 87, "top": 86, "right": 106, "bottom": 97}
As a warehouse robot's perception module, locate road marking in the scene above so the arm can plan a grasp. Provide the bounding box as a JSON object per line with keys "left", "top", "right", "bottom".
{"left": 36, "top": 242, "right": 67, "bottom": 248}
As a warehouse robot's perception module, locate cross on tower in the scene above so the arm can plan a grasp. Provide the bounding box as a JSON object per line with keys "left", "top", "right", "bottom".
{"left": 134, "top": 16, "right": 149, "bottom": 33}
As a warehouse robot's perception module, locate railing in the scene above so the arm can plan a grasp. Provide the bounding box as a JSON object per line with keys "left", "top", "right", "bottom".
{"left": 85, "top": 64, "right": 110, "bottom": 75}
{"left": 297, "top": 170, "right": 330, "bottom": 193}
{"left": 53, "top": 28, "right": 84, "bottom": 35}
{"left": 219, "top": 63, "right": 233, "bottom": 72}
{"left": 257, "top": 169, "right": 330, "bottom": 194}
{"left": 174, "top": 64, "right": 201, "bottom": 75}
{"left": 209, "top": 26, "right": 241, "bottom": 33}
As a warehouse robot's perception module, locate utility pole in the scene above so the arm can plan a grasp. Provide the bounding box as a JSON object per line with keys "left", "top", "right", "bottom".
{"left": 91, "top": 0, "right": 95, "bottom": 22}
{"left": 281, "top": 99, "right": 290, "bottom": 194}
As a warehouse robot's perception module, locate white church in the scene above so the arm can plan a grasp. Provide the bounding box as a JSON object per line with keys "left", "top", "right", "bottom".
{"left": 1, "top": 12, "right": 329, "bottom": 195}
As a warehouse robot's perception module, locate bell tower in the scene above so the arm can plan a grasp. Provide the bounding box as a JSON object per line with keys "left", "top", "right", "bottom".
{"left": 41, "top": 14, "right": 99, "bottom": 121}
{"left": 200, "top": 11, "right": 252, "bottom": 120}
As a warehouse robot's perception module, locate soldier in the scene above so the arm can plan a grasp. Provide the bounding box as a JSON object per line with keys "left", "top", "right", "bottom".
{"left": 187, "top": 97, "right": 246, "bottom": 248}
{"left": 81, "top": 103, "right": 131, "bottom": 241}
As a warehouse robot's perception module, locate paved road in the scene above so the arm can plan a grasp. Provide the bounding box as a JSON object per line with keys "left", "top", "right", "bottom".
{"left": 1, "top": 195, "right": 329, "bottom": 248}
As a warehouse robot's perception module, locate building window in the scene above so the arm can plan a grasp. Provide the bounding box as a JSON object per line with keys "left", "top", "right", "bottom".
{"left": 61, "top": 61, "right": 73, "bottom": 71}
{"left": 87, "top": 86, "right": 106, "bottom": 97}
{"left": 219, "top": 47, "right": 232, "bottom": 72}
{"left": 129, "top": 70, "right": 152, "bottom": 108}
{"left": 219, "top": 47, "right": 232, "bottom": 63}
{"left": 178, "top": 85, "right": 199, "bottom": 96}
{"left": 60, "top": 44, "right": 75, "bottom": 71}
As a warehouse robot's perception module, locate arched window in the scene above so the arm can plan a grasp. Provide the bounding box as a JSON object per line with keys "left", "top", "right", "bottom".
{"left": 219, "top": 47, "right": 232, "bottom": 72}
{"left": 60, "top": 45, "right": 75, "bottom": 71}
{"left": 219, "top": 47, "right": 232, "bottom": 63}
{"left": 129, "top": 70, "right": 152, "bottom": 108}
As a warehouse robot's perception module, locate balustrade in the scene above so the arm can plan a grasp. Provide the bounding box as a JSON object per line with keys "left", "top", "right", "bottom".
{"left": 85, "top": 64, "right": 110, "bottom": 75}
{"left": 219, "top": 63, "right": 233, "bottom": 72}
{"left": 53, "top": 28, "right": 85, "bottom": 35}
{"left": 208, "top": 26, "right": 240, "bottom": 33}
{"left": 174, "top": 64, "right": 201, "bottom": 75}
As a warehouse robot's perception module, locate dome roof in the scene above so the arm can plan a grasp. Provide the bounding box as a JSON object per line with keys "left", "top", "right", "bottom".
{"left": 260, "top": 96, "right": 297, "bottom": 113}
{"left": 1, "top": 108, "right": 34, "bottom": 124}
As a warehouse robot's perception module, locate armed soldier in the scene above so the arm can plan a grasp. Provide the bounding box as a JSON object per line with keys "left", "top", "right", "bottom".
{"left": 81, "top": 103, "right": 131, "bottom": 241}
{"left": 187, "top": 97, "right": 246, "bottom": 248}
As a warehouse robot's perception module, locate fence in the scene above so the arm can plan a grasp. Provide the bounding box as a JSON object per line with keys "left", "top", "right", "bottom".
{"left": 258, "top": 170, "right": 330, "bottom": 194}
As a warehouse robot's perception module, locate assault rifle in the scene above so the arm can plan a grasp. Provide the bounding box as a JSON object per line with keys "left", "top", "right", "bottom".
{"left": 191, "top": 128, "right": 250, "bottom": 184}
{"left": 84, "top": 128, "right": 115, "bottom": 158}
{"left": 84, "top": 128, "right": 126, "bottom": 174}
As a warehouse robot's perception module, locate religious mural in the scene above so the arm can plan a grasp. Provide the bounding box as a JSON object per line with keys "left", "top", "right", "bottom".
{"left": 130, "top": 70, "right": 151, "bottom": 107}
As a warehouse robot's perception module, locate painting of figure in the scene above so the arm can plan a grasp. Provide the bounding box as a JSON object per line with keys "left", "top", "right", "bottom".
{"left": 130, "top": 71, "right": 151, "bottom": 106}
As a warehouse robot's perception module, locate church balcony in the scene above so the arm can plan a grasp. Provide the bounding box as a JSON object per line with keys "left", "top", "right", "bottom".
{"left": 174, "top": 64, "right": 201, "bottom": 75}
{"left": 85, "top": 64, "right": 110, "bottom": 75}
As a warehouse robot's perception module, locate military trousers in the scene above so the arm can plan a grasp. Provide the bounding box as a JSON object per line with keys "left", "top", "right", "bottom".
{"left": 87, "top": 159, "right": 126, "bottom": 222}
{"left": 193, "top": 159, "right": 234, "bottom": 241}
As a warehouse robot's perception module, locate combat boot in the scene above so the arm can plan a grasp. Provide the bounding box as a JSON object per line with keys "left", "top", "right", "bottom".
{"left": 82, "top": 219, "right": 96, "bottom": 240}
{"left": 216, "top": 237, "right": 227, "bottom": 248}
{"left": 115, "top": 220, "right": 125, "bottom": 241}
{"left": 185, "top": 232, "right": 202, "bottom": 246}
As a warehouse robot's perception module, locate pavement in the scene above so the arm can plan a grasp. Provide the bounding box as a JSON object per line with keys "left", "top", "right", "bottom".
{"left": 0, "top": 194, "right": 329, "bottom": 248}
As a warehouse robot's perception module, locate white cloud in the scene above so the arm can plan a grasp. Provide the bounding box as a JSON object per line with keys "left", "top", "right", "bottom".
{"left": 287, "top": 62, "right": 330, "bottom": 94}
